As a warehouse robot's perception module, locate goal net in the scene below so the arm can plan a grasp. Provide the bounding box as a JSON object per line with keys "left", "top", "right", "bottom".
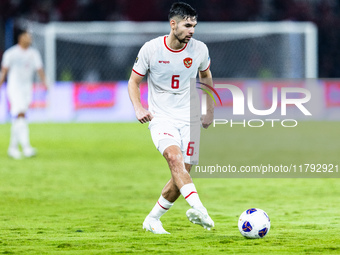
{"left": 19, "top": 20, "right": 317, "bottom": 85}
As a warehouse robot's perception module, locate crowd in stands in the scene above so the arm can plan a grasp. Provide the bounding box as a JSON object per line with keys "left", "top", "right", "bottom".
{"left": 1, "top": 0, "right": 340, "bottom": 77}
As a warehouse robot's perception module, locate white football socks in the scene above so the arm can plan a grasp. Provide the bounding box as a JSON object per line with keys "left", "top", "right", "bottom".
{"left": 11, "top": 118, "right": 32, "bottom": 150}
{"left": 147, "top": 184, "right": 206, "bottom": 220}
{"left": 9, "top": 119, "right": 20, "bottom": 149}
{"left": 180, "top": 183, "right": 206, "bottom": 213}
{"left": 148, "top": 195, "right": 174, "bottom": 220}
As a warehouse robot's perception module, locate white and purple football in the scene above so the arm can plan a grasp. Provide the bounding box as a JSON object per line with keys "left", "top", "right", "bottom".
{"left": 238, "top": 208, "right": 270, "bottom": 238}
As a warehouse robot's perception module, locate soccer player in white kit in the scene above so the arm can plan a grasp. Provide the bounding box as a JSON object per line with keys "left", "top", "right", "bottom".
{"left": 0, "top": 30, "right": 47, "bottom": 159}
{"left": 128, "top": 2, "right": 214, "bottom": 234}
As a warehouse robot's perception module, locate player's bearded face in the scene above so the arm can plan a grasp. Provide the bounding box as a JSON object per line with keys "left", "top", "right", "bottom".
{"left": 174, "top": 17, "right": 197, "bottom": 44}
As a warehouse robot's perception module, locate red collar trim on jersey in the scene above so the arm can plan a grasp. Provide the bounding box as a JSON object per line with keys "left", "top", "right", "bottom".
{"left": 164, "top": 36, "right": 187, "bottom": 53}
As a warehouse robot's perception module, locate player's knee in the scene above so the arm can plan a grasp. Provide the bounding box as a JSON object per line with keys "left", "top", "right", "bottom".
{"left": 164, "top": 147, "right": 183, "bottom": 166}
{"left": 17, "top": 113, "right": 26, "bottom": 118}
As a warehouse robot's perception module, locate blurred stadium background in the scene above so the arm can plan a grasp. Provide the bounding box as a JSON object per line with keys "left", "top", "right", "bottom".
{"left": 0, "top": 0, "right": 339, "bottom": 123}
{"left": 0, "top": 0, "right": 340, "bottom": 122}
{"left": 1, "top": 0, "right": 340, "bottom": 76}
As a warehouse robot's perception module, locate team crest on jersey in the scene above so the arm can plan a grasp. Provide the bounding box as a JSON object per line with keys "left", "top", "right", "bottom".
{"left": 183, "top": 57, "right": 193, "bottom": 68}
{"left": 135, "top": 57, "right": 139, "bottom": 64}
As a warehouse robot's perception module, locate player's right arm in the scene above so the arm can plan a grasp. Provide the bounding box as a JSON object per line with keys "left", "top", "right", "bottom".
{"left": 0, "top": 67, "right": 8, "bottom": 88}
{"left": 128, "top": 71, "right": 153, "bottom": 124}
{"left": 129, "top": 42, "right": 153, "bottom": 124}
{"left": 0, "top": 51, "right": 10, "bottom": 88}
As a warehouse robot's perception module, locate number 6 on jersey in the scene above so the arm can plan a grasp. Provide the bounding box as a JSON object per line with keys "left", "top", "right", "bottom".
{"left": 171, "top": 75, "right": 180, "bottom": 89}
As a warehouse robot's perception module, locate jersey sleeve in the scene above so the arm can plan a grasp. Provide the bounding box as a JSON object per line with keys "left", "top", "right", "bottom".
{"left": 1, "top": 50, "right": 11, "bottom": 68}
{"left": 198, "top": 44, "right": 211, "bottom": 72}
{"left": 132, "top": 42, "right": 150, "bottom": 77}
{"left": 33, "top": 50, "right": 43, "bottom": 70}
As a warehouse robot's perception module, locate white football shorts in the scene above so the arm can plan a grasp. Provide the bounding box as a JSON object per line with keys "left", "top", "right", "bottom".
{"left": 149, "top": 117, "right": 200, "bottom": 165}
{"left": 7, "top": 85, "right": 32, "bottom": 116}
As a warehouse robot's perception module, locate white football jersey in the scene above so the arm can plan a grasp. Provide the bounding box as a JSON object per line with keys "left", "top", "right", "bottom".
{"left": 1, "top": 45, "right": 43, "bottom": 90}
{"left": 133, "top": 36, "right": 210, "bottom": 123}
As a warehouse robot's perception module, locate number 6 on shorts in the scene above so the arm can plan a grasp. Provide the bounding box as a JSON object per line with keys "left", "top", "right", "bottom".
{"left": 186, "top": 141, "right": 195, "bottom": 156}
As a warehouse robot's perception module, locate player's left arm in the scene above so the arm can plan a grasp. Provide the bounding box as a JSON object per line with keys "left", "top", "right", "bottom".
{"left": 37, "top": 68, "right": 48, "bottom": 89}
{"left": 34, "top": 50, "right": 48, "bottom": 89}
{"left": 199, "top": 68, "right": 214, "bottom": 129}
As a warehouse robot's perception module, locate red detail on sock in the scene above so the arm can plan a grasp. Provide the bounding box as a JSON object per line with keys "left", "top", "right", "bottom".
{"left": 157, "top": 201, "right": 169, "bottom": 210}
{"left": 185, "top": 191, "right": 197, "bottom": 199}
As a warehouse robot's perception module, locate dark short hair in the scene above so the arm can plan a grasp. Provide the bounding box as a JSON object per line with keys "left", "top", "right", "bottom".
{"left": 13, "top": 28, "right": 29, "bottom": 44}
{"left": 168, "top": 2, "right": 197, "bottom": 21}
{"left": 17, "top": 29, "right": 29, "bottom": 40}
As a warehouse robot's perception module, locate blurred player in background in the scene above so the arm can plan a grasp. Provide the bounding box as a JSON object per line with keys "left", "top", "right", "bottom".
{"left": 128, "top": 2, "right": 214, "bottom": 234}
{"left": 0, "top": 30, "right": 47, "bottom": 159}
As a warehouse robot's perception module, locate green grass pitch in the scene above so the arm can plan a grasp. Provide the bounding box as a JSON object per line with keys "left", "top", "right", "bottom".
{"left": 0, "top": 122, "right": 339, "bottom": 254}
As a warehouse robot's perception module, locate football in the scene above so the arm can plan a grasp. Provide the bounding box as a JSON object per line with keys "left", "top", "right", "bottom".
{"left": 238, "top": 208, "right": 270, "bottom": 239}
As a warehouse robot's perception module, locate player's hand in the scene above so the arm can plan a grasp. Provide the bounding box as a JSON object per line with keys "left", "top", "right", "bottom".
{"left": 37, "top": 81, "right": 49, "bottom": 90}
{"left": 41, "top": 79, "right": 49, "bottom": 90}
{"left": 42, "top": 82, "right": 49, "bottom": 90}
{"left": 201, "top": 111, "right": 214, "bottom": 129}
{"left": 135, "top": 107, "right": 153, "bottom": 124}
